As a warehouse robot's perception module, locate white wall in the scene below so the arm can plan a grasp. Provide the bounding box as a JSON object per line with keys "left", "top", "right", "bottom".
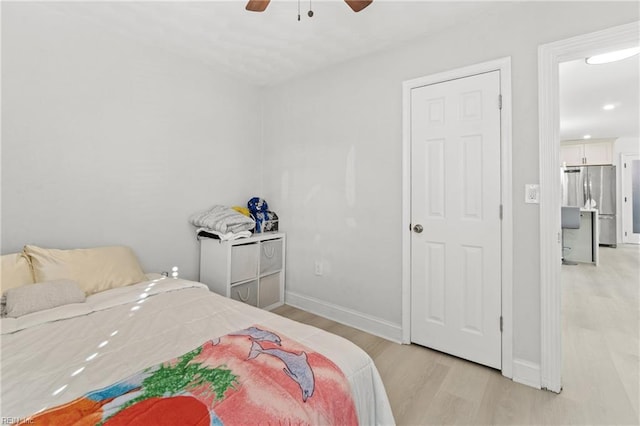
{"left": 1, "top": 4, "right": 262, "bottom": 280}
{"left": 615, "top": 137, "right": 640, "bottom": 242}
{"left": 261, "top": 2, "right": 639, "bottom": 366}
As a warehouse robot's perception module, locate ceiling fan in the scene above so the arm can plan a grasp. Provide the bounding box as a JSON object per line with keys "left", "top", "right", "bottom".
{"left": 246, "top": 0, "right": 373, "bottom": 13}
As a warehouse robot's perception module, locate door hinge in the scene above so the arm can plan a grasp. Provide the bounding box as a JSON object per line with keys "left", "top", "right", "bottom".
{"left": 500, "top": 316, "right": 503, "bottom": 332}
{"left": 625, "top": 196, "right": 628, "bottom": 203}
{"left": 624, "top": 163, "right": 627, "bottom": 168}
{"left": 498, "top": 94, "right": 502, "bottom": 110}
{"left": 499, "top": 204, "right": 503, "bottom": 220}
{"left": 625, "top": 231, "right": 628, "bottom": 237}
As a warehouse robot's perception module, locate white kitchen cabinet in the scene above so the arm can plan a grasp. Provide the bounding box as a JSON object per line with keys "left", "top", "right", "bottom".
{"left": 560, "top": 141, "right": 613, "bottom": 166}
{"left": 199, "top": 232, "right": 285, "bottom": 310}
{"left": 583, "top": 142, "right": 613, "bottom": 165}
{"left": 560, "top": 144, "right": 585, "bottom": 166}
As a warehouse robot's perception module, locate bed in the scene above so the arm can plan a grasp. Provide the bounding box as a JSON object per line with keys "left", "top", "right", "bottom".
{"left": 0, "top": 246, "right": 394, "bottom": 425}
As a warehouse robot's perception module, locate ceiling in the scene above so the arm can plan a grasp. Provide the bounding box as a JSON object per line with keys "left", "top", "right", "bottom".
{"left": 560, "top": 53, "right": 639, "bottom": 140}
{"left": 36, "top": 1, "right": 502, "bottom": 86}
{"left": 17, "top": 2, "right": 639, "bottom": 140}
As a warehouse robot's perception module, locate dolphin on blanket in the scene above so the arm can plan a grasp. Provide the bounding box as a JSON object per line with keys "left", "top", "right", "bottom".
{"left": 229, "top": 326, "right": 282, "bottom": 345}
{"left": 247, "top": 341, "right": 315, "bottom": 402}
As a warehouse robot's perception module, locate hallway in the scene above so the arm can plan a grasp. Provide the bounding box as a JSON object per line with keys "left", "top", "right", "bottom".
{"left": 561, "top": 244, "right": 639, "bottom": 423}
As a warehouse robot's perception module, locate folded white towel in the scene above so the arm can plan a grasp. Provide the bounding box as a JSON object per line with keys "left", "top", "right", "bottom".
{"left": 195, "top": 228, "right": 252, "bottom": 241}
{"left": 189, "top": 205, "right": 255, "bottom": 234}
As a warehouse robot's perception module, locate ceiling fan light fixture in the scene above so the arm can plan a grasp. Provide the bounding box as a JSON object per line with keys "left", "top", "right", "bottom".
{"left": 344, "top": 0, "right": 373, "bottom": 13}
{"left": 245, "top": 0, "right": 372, "bottom": 14}
{"left": 246, "top": 0, "right": 271, "bottom": 12}
{"left": 585, "top": 46, "right": 640, "bottom": 65}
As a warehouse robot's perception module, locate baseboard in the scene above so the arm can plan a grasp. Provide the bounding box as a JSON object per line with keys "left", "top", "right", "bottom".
{"left": 512, "top": 358, "right": 542, "bottom": 389}
{"left": 285, "top": 291, "right": 403, "bottom": 343}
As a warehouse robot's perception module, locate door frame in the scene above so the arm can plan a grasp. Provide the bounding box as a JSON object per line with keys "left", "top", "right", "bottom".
{"left": 538, "top": 21, "right": 639, "bottom": 393}
{"left": 401, "top": 57, "right": 513, "bottom": 379}
{"left": 621, "top": 153, "right": 640, "bottom": 244}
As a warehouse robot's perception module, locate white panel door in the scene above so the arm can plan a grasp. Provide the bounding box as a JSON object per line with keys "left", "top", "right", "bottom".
{"left": 410, "top": 71, "right": 502, "bottom": 369}
{"left": 622, "top": 154, "right": 640, "bottom": 244}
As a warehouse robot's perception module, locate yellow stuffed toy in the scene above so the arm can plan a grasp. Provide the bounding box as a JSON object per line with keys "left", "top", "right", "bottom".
{"left": 232, "top": 206, "right": 251, "bottom": 217}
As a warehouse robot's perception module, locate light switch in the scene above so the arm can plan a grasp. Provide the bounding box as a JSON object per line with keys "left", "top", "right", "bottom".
{"left": 525, "top": 184, "right": 540, "bottom": 204}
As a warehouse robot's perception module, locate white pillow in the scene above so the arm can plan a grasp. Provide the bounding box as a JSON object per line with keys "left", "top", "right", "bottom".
{"left": 1, "top": 252, "right": 35, "bottom": 293}
{"left": 4, "top": 279, "right": 86, "bottom": 318}
{"left": 24, "top": 245, "right": 147, "bottom": 295}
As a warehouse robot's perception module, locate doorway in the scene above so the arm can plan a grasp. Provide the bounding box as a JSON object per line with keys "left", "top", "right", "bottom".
{"left": 402, "top": 58, "right": 513, "bottom": 377}
{"left": 622, "top": 154, "right": 640, "bottom": 244}
{"left": 538, "top": 21, "right": 639, "bottom": 392}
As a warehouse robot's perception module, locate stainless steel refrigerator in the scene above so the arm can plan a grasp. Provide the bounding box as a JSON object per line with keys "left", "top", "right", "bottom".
{"left": 562, "top": 165, "right": 617, "bottom": 247}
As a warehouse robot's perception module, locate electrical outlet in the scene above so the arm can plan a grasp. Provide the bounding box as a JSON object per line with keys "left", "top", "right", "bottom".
{"left": 525, "top": 184, "right": 540, "bottom": 204}
{"left": 314, "top": 260, "right": 323, "bottom": 276}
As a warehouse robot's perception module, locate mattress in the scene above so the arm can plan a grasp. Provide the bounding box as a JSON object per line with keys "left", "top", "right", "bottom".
{"left": 0, "top": 278, "right": 394, "bottom": 425}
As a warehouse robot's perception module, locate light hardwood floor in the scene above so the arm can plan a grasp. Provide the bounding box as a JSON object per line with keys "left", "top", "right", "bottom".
{"left": 273, "top": 244, "right": 640, "bottom": 425}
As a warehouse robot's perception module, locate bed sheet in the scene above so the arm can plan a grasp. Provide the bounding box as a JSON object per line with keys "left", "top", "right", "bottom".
{"left": 0, "top": 278, "right": 394, "bottom": 425}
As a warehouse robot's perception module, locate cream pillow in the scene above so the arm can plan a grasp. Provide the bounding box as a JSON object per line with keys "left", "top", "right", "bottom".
{"left": 24, "top": 245, "right": 147, "bottom": 295}
{"left": 1, "top": 252, "right": 35, "bottom": 293}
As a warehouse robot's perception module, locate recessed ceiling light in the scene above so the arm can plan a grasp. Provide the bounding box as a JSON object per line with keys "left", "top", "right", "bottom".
{"left": 603, "top": 104, "right": 615, "bottom": 110}
{"left": 583, "top": 135, "right": 592, "bottom": 140}
{"left": 586, "top": 46, "right": 640, "bottom": 65}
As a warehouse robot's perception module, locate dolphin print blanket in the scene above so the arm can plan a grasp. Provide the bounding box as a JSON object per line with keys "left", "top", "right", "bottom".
{"left": 26, "top": 326, "right": 358, "bottom": 425}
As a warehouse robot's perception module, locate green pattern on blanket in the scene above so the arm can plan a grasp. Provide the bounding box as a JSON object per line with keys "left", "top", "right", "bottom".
{"left": 101, "top": 346, "right": 237, "bottom": 424}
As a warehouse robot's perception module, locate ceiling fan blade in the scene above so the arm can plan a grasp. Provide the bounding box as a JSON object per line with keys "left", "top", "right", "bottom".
{"left": 246, "top": 0, "right": 271, "bottom": 12}
{"left": 344, "top": 0, "right": 372, "bottom": 12}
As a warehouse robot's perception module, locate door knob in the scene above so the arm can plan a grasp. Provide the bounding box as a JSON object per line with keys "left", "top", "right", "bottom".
{"left": 413, "top": 224, "right": 424, "bottom": 233}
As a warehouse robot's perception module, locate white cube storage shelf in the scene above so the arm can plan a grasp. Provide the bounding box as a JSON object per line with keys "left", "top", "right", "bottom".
{"left": 199, "top": 232, "right": 285, "bottom": 310}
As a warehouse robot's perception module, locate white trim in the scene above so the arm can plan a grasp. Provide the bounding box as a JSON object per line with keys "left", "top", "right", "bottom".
{"left": 512, "top": 359, "right": 542, "bottom": 390}
{"left": 285, "top": 291, "right": 403, "bottom": 343}
{"left": 538, "top": 21, "right": 640, "bottom": 393}
{"left": 401, "top": 57, "right": 514, "bottom": 379}
{"left": 621, "top": 153, "right": 640, "bottom": 244}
